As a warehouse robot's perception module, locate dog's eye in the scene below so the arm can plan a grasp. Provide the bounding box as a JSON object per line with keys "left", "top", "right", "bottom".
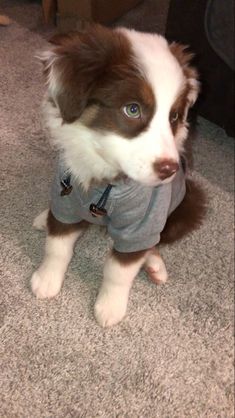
{"left": 123, "top": 103, "right": 141, "bottom": 119}
{"left": 170, "top": 111, "right": 179, "bottom": 123}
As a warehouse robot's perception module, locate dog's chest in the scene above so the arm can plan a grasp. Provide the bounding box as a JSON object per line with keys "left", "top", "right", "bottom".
{"left": 49, "top": 160, "right": 186, "bottom": 253}
{"left": 50, "top": 162, "right": 145, "bottom": 226}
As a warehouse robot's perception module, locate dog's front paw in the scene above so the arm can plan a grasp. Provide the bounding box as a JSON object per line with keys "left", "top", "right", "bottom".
{"left": 94, "top": 289, "right": 128, "bottom": 327}
{"left": 32, "top": 209, "right": 49, "bottom": 231}
{"left": 31, "top": 269, "right": 63, "bottom": 299}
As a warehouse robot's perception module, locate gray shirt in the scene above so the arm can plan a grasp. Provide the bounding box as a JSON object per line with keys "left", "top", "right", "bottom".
{"left": 50, "top": 161, "right": 186, "bottom": 252}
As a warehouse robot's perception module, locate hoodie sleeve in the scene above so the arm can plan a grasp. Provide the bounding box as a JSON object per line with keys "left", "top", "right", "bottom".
{"left": 108, "top": 183, "right": 173, "bottom": 253}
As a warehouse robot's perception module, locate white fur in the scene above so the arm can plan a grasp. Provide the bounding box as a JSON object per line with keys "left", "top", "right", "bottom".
{"left": 43, "top": 100, "right": 121, "bottom": 190}
{"left": 144, "top": 251, "right": 168, "bottom": 284}
{"left": 31, "top": 230, "right": 81, "bottom": 299}
{"left": 119, "top": 29, "right": 187, "bottom": 160}
{"left": 32, "top": 28, "right": 199, "bottom": 326}
{"left": 94, "top": 251, "right": 148, "bottom": 327}
{"left": 43, "top": 29, "right": 195, "bottom": 189}
{"left": 33, "top": 208, "right": 49, "bottom": 231}
{"left": 38, "top": 49, "right": 61, "bottom": 98}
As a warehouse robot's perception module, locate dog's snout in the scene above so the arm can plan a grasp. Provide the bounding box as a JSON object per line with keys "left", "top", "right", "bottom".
{"left": 153, "top": 159, "right": 179, "bottom": 180}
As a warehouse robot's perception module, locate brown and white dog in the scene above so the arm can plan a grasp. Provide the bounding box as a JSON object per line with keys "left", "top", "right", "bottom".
{"left": 31, "top": 25, "right": 205, "bottom": 327}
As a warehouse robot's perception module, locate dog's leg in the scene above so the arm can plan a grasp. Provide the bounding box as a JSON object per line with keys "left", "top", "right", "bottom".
{"left": 31, "top": 211, "right": 88, "bottom": 299}
{"left": 94, "top": 249, "right": 148, "bottom": 327}
{"left": 31, "top": 232, "right": 80, "bottom": 299}
{"left": 144, "top": 249, "right": 168, "bottom": 285}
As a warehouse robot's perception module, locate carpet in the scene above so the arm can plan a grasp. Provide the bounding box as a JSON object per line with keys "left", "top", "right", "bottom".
{"left": 0, "top": 1, "right": 234, "bottom": 417}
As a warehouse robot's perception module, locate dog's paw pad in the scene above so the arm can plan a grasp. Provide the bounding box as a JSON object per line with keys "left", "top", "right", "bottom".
{"left": 94, "top": 292, "right": 127, "bottom": 327}
{"left": 31, "top": 270, "right": 62, "bottom": 299}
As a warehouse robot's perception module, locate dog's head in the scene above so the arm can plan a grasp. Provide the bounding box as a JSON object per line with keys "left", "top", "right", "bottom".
{"left": 40, "top": 25, "right": 199, "bottom": 188}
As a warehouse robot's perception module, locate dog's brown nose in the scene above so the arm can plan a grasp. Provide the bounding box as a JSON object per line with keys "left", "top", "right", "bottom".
{"left": 154, "top": 159, "right": 179, "bottom": 180}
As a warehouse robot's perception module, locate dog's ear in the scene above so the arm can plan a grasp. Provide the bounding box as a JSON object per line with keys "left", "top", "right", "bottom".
{"left": 38, "top": 25, "right": 115, "bottom": 123}
{"left": 169, "top": 42, "right": 200, "bottom": 107}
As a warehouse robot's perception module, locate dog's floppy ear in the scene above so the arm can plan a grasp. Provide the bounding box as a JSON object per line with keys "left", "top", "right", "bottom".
{"left": 169, "top": 42, "right": 200, "bottom": 107}
{"left": 38, "top": 25, "right": 114, "bottom": 123}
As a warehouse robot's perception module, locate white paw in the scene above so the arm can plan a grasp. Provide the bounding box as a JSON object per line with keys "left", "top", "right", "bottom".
{"left": 31, "top": 269, "right": 63, "bottom": 299}
{"left": 33, "top": 209, "right": 49, "bottom": 231}
{"left": 94, "top": 289, "right": 128, "bottom": 327}
{"left": 144, "top": 253, "right": 168, "bottom": 285}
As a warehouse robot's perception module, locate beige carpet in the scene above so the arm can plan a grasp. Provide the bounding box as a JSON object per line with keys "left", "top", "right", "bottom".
{"left": 0, "top": 1, "right": 234, "bottom": 417}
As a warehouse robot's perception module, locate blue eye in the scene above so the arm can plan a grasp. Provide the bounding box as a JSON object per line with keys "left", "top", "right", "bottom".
{"left": 123, "top": 103, "right": 141, "bottom": 118}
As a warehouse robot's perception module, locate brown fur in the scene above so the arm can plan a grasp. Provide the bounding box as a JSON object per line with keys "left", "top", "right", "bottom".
{"left": 170, "top": 85, "right": 190, "bottom": 135}
{"left": 170, "top": 42, "right": 199, "bottom": 108}
{"left": 44, "top": 25, "right": 156, "bottom": 137}
{"left": 112, "top": 248, "right": 148, "bottom": 265}
{"left": 160, "top": 179, "right": 207, "bottom": 244}
{"left": 47, "top": 210, "right": 89, "bottom": 236}
{"left": 87, "top": 79, "right": 155, "bottom": 139}
{"left": 43, "top": 28, "right": 205, "bottom": 254}
{"left": 169, "top": 42, "right": 198, "bottom": 80}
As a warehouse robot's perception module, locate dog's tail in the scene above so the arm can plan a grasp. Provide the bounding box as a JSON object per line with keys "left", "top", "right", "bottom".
{"left": 160, "top": 179, "right": 207, "bottom": 244}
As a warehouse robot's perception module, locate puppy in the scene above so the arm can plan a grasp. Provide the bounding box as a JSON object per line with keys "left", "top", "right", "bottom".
{"left": 31, "top": 25, "right": 205, "bottom": 327}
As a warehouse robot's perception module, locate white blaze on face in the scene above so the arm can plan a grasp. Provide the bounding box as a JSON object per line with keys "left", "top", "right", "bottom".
{"left": 125, "top": 29, "right": 185, "bottom": 153}
{"left": 104, "top": 29, "right": 187, "bottom": 185}
{"left": 43, "top": 28, "right": 190, "bottom": 188}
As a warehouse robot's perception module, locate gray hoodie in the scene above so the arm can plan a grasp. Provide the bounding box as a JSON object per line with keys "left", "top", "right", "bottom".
{"left": 50, "top": 160, "right": 186, "bottom": 252}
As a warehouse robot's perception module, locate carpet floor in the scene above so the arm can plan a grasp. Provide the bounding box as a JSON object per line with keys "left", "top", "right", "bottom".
{"left": 0, "top": 1, "right": 234, "bottom": 417}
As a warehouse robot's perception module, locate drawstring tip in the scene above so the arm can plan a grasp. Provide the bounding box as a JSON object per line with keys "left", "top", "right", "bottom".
{"left": 89, "top": 184, "right": 113, "bottom": 217}
{"left": 89, "top": 204, "right": 107, "bottom": 217}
